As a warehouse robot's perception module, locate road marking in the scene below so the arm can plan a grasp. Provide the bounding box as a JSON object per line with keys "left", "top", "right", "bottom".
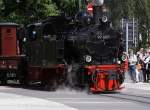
{"left": 60, "top": 101, "right": 131, "bottom": 104}
{"left": 135, "top": 93, "right": 150, "bottom": 95}
{"left": 0, "top": 93, "right": 78, "bottom": 110}
{"left": 46, "top": 98, "right": 131, "bottom": 104}
{"left": 47, "top": 98, "right": 103, "bottom": 100}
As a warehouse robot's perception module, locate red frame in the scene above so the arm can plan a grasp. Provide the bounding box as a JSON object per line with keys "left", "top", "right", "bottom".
{"left": 85, "top": 62, "right": 128, "bottom": 92}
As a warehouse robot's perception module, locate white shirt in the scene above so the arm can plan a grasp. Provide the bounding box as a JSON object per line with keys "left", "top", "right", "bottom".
{"left": 143, "top": 55, "right": 150, "bottom": 69}
{"left": 137, "top": 52, "right": 144, "bottom": 61}
{"left": 128, "top": 54, "right": 137, "bottom": 66}
{"left": 143, "top": 56, "right": 150, "bottom": 64}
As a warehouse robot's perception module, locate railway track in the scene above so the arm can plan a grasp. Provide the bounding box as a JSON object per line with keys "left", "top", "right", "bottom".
{"left": 99, "top": 92, "right": 150, "bottom": 105}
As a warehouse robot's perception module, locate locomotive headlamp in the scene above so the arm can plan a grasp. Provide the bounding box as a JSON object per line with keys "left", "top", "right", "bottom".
{"left": 117, "top": 60, "right": 121, "bottom": 64}
{"left": 102, "top": 16, "right": 108, "bottom": 23}
{"left": 32, "top": 31, "right": 36, "bottom": 35}
{"left": 85, "top": 55, "right": 92, "bottom": 63}
{"left": 23, "top": 37, "right": 27, "bottom": 42}
{"left": 93, "top": 0, "right": 104, "bottom": 6}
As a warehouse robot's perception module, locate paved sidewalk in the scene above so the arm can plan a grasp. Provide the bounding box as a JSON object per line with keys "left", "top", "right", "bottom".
{"left": 124, "top": 71, "right": 150, "bottom": 91}
{"left": 0, "top": 92, "right": 78, "bottom": 110}
{"left": 123, "top": 82, "right": 150, "bottom": 91}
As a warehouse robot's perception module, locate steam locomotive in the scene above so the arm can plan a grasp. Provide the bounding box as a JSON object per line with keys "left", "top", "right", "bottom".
{"left": 0, "top": 1, "right": 128, "bottom": 93}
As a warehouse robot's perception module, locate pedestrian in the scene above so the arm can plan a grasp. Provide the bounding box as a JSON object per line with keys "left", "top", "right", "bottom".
{"left": 137, "top": 48, "right": 144, "bottom": 59}
{"left": 128, "top": 49, "right": 137, "bottom": 82}
{"left": 136, "top": 48, "right": 144, "bottom": 82}
{"left": 136, "top": 62, "right": 143, "bottom": 82}
{"left": 142, "top": 50, "right": 150, "bottom": 82}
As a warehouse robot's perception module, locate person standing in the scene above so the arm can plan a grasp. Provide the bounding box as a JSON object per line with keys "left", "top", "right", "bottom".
{"left": 137, "top": 48, "right": 144, "bottom": 60}
{"left": 128, "top": 49, "right": 137, "bottom": 82}
{"left": 143, "top": 50, "right": 150, "bottom": 82}
{"left": 136, "top": 48, "right": 144, "bottom": 82}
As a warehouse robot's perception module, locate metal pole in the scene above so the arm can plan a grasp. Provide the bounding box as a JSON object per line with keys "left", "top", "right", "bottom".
{"left": 133, "top": 18, "right": 135, "bottom": 46}
{"left": 126, "top": 23, "right": 129, "bottom": 54}
{"left": 121, "top": 18, "right": 124, "bottom": 30}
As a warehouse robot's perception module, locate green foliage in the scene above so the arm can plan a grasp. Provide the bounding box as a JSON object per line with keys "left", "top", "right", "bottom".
{"left": 3, "top": 12, "right": 26, "bottom": 24}
{"left": 41, "top": 1, "right": 60, "bottom": 16}
{"left": 106, "top": 0, "right": 150, "bottom": 27}
{"left": 0, "top": 0, "right": 5, "bottom": 18}
{"left": 52, "top": 0, "right": 78, "bottom": 15}
{"left": 0, "top": 0, "right": 85, "bottom": 23}
{"left": 0, "top": 0, "right": 60, "bottom": 24}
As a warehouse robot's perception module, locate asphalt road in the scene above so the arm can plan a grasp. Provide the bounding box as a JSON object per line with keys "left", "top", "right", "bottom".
{"left": 0, "top": 83, "right": 150, "bottom": 110}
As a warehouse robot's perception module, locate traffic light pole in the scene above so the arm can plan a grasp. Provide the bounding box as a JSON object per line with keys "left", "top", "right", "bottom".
{"left": 133, "top": 18, "right": 135, "bottom": 45}
{"left": 126, "top": 23, "right": 129, "bottom": 54}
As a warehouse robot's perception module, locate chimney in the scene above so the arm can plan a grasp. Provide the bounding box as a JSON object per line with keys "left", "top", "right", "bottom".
{"left": 93, "top": 0, "right": 104, "bottom": 24}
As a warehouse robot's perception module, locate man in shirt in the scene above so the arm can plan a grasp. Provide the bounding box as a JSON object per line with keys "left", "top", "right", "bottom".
{"left": 128, "top": 49, "right": 137, "bottom": 82}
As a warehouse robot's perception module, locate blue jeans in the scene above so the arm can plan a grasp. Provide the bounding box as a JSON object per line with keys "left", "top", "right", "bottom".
{"left": 129, "top": 65, "right": 136, "bottom": 82}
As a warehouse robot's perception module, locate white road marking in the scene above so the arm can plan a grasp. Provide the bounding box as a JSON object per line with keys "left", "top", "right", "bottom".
{"left": 0, "top": 93, "right": 78, "bottom": 110}
{"left": 134, "top": 93, "right": 150, "bottom": 95}
{"left": 46, "top": 98, "right": 131, "bottom": 104}
{"left": 58, "top": 101, "right": 131, "bottom": 104}
{"left": 47, "top": 98, "right": 105, "bottom": 100}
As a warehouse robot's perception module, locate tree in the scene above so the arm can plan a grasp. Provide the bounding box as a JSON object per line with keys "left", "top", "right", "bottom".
{"left": 0, "top": 0, "right": 60, "bottom": 24}
{"left": 106, "top": 0, "right": 150, "bottom": 47}
{"left": 0, "top": 0, "right": 4, "bottom": 20}
{"left": 52, "top": 0, "right": 79, "bottom": 15}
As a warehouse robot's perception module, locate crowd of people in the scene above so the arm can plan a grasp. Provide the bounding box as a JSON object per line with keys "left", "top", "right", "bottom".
{"left": 128, "top": 48, "right": 150, "bottom": 83}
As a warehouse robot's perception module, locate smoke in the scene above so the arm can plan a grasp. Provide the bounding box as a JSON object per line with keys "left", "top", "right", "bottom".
{"left": 54, "top": 64, "right": 89, "bottom": 94}
{"left": 93, "top": 0, "right": 104, "bottom": 6}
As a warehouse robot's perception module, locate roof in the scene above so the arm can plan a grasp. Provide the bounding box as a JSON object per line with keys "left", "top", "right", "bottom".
{"left": 27, "top": 22, "right": 42, "bottom": 27}
{"left": 0, "top": 22, "right": 18, "bottom": 26}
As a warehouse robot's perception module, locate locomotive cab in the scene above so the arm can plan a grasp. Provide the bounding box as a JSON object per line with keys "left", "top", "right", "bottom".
{"left": 24, "top": 22, "right": 65, "bottom": 90}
